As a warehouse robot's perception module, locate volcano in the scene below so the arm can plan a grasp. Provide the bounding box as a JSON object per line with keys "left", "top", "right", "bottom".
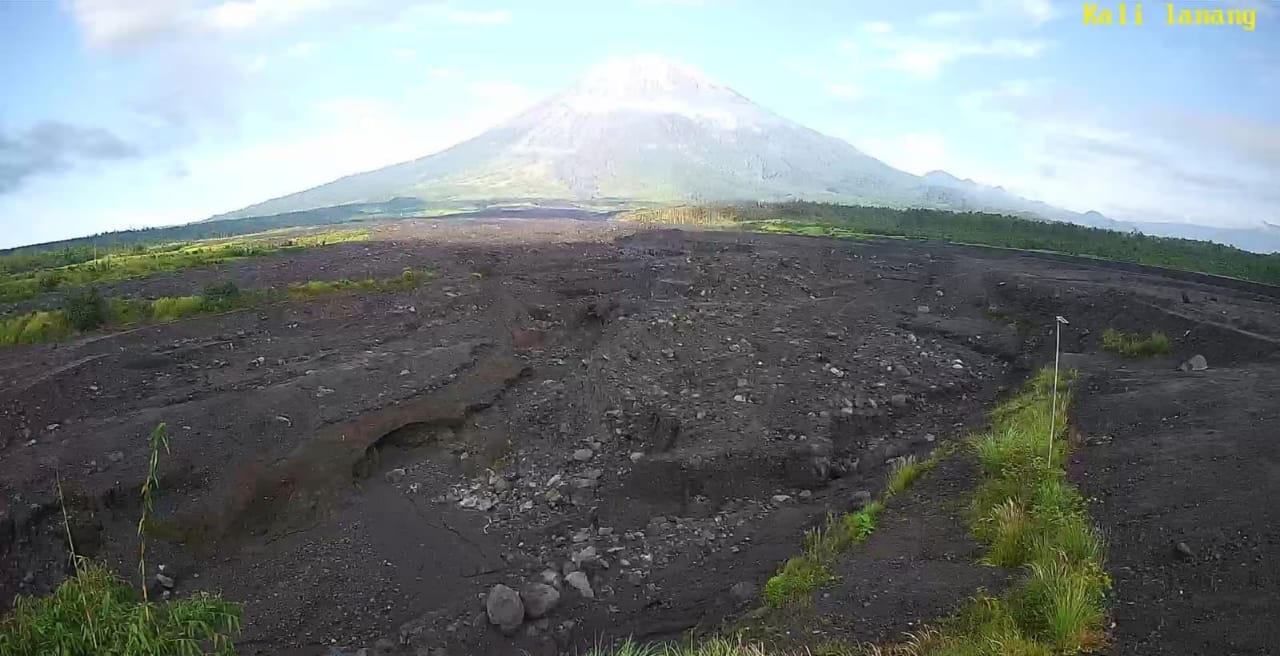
{"left": 217, "top": 55, "right": 1088, "bottom": 223}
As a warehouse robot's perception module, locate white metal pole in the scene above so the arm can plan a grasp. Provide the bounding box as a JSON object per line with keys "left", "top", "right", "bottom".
{"left": 1049, "top": 315, "right": 1068, "bottom": 468}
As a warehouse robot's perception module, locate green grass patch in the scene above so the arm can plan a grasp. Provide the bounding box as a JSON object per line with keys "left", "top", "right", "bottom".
{"left": 873, "top": 367, "right": 1110, "bottom": 655}
{"left": 885, "top": 455, "right": 934, "bottom": 498}
{"left": 0, "top": 310, "right": 73, "bottom": 345}
{"left": 762, "top": 499, "right": 888, "bottom": 607}
{"left": 0, "top": 423, "right": 243, "bottom": 655}
{"left": 287, "top": 268, "right": 432, "bottom": 299}
{"left": 620, "top": 202, "right": 1280, "bottom": 286}
{"left": 0, "top": 229, "right": 370, "bottom": 303}
{"left": 0, "top": 560, "right": 242, "bottom": 655}
{"left": 585, "top": 637, "right": 777, "bottom": 656}
{"left": 1101, "top": 328, "right": 1172, "bottom": 358}
{"left": 1, "top": 268, "right": 432, "bottom": 349}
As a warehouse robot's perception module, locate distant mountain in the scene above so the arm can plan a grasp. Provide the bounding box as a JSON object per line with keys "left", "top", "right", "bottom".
{"left": 213, "top": 55, "right": 1277, "bottom": 254}
{"left": 217, "top": 55, "right": 930, "bottom": 219}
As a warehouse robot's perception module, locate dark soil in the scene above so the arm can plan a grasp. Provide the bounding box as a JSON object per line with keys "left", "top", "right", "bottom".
{"left": 1071, "top": 358, "right": 1280, "bottom": 655}
{"left": 813, "top": 454, "right": 1013, "bottom": 645}
{"left": 2, "top": 219, "right": 1278, "bottom": 655}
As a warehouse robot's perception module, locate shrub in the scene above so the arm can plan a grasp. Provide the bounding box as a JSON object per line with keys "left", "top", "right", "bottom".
{"left": 152, "top": 296, "right": 206, "bottom": 322}
{"left": 63, "top": 287, "right": 108, "bottom": 331}
{"left": 762, "top": 555, "right": 834, "bottom": 607}
{"left": 201, "top": 280, "right": 242, "bottom": 312}
{"left": 0, "top": 311, "right": 73, "bottom": 345}
{"left": 37, "top": 271, "right": 65, "bottom": 291}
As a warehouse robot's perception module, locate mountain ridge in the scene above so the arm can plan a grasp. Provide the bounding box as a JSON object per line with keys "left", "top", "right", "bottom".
{"left": 210, "top": 55, "right": 1279, "bottom": 253}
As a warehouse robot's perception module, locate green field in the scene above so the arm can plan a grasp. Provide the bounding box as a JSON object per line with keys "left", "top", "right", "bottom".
{"left": 0, "top": 269, "right": 433, "bottom": 348}
{"left": 620, "top": 203, "right": 1280, "bottom": 286}
{"left": 0, "top": 229, "right": 369, "bottom": 304}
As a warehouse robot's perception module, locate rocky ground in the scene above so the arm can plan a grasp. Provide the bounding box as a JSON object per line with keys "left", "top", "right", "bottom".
{"left": 1, "top": 219, "right": 1277, "bottom": 655}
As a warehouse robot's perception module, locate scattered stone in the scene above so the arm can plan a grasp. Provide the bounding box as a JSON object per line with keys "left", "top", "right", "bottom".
{"left": 384, "top": 468, "right": 406, "bottom": 484}
{"left": 539, "top": 569, "right": 562, "bottom": 588}
{"left": 155, "top": 572, "right": 175, "bottom": 589}
{"left": 572, "top": 546, "right": 598, "bottom": 565}
{"left": 728, "top": 581, "right": 757, "bottom": 605}
{"left": 1175, "top": 541, "right": 1195, "bottom": 560}
{"left": 853, "top": 490, "right": 872, "bottom": 506}
{"left": 629, "top": 451, "right": 645, "bottom": 462}
{"left": 771, "top": 494, "right": 793, "bottom": 504}
{"left": 1180, "top": 354, "right": 1208, "bottom": 372}
{"left": 565, "top": 571, "right": 594, "bottom": 598}
{"left": 486, "top": 584, "right": 525, "bottom": 632}
{"left": 107, "top": 451, "right": 125, "bottom": 463}
{"left": 520, "top": 583, "right": 561, "bottom": 619}
{"left": 572, "top": 449, "right": 594, "bottom": 462}
{"left": 893, "top": 365, "right": 911, "bottom": 377}
{"left": 890, "top": 394, "right": 909, "bottom": 408}
{"left": 917, "top": 305, "right": 931, "bottom": 314}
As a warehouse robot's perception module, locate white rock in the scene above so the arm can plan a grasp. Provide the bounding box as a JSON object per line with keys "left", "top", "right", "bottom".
{"left": 565, "top": 571, "right": 594, "bottom": 598}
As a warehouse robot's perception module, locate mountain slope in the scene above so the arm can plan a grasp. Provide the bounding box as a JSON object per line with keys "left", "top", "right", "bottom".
{"left": 217, "top": 56, "right": 955, "bottom": 220}
{"left": 221, "top": 55, "right": 1180, "bottom": 244}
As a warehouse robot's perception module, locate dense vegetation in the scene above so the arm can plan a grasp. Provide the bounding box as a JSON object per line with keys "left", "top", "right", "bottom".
{"left": 0, "top": 230, "right": 369, "bottom": 303}
{"left": 621, "top": 203, "right": 1280, "bottom": 286}
{"left": 0, "top": 269, "right": 433, "bottom": 347}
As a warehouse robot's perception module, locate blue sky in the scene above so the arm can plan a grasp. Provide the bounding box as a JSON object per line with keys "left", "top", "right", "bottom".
{"left": 1, "top": 0, "right": 1277, "bottom": 248}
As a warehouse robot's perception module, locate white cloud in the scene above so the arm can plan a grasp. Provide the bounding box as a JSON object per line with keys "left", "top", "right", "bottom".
{"left": 67, "top": 0, "right": 342, "bottom": 49}
{"left": 286, "top": 41, "right": 316, "bottom": 57}
{"left": 862, "top": 21, "right": 894, "bottom": 34}
{"left": 874, "top": 37, "right": 1048, "bottom": 77}
{"left": 922, "top": 0, "right": 1060, "bottom": 28}
{"left": 394, "top": 47, "right": 417, "bottom": 59}
{"left": 183, "top": 83, "right": 538, "bottom": 215}
{"left": 442, "top": 8, "right": 512, "bottom": 24}
{"left": 202, "top": 0, "right": 339, "bottom": 32}
{"left": 465, "top": 82, "right": 538, "bottom": 110}
{"left": 825, "top": 83, "right": 863, "bottom": 100}
{"left": 68, "top": 0, "right": 191, "bottom": 49}
{"left": 858, "top": 132, "right": 949, "bottom": 175}
{"left": 245, "top": 54, "right": 269, "bottom": 73}
{"left": 953, "top": 79, "right": 1280, "bottom": 226}
{"left": 393, "top": 4, "right": 514, "bottom": 28}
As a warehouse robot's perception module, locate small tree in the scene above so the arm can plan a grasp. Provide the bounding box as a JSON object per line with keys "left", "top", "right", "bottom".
{"left": 63, "top": 287, "right": 107, "bottom": 331}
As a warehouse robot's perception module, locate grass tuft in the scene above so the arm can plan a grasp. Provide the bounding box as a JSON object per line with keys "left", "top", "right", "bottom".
{"left": 1101, "top": 328, "right": 1172, "bottom": 357}
{"left": 873, "top": 366, "right": 1109, "bottom": 655}
{"left": 0, "top": 422, "right": 243, "bottom": 654}
{"left": 885, "top": 455, "right": 932, "bottom": 498}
